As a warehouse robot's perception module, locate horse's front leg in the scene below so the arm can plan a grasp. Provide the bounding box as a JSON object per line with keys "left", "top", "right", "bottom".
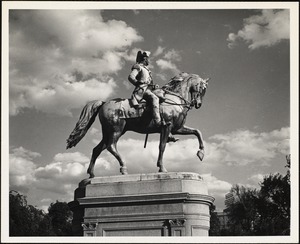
{"left": 173, "top": 125, "right": 205, "bottom": 161}
{"left": 157, "top": 125, "right": 171, "bottom": 172}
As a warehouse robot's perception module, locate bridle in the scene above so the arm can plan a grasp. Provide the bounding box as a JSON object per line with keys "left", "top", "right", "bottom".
{"left": 162, "top": 89, "right": 194, "bottom": 109}
{"left": 162, "top": 82, "right": 206, "bottom": 109}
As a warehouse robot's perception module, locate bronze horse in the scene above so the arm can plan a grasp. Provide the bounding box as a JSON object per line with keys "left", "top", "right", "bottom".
{"left": 66, "top": 72, "right": 210, "bottom": 178}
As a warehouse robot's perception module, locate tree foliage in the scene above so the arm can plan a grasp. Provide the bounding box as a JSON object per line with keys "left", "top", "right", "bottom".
{"left": 48, "top": 201, "right": 73, "bottom": 236}
{"left": 9, "top": 190, "right": 54, "bottom": 236}
{"left": 221, "top": 155, "right": 291, "bottom": 236}
{"left": 257, "top": 172, "right": 290, "bottom": 235}
{"left": 9, "top": 191, "right": 72, "bottom": 236}
{"left": 225, "top": 185, "right": 260, "bottom": 235}
{"left": 209, "top": 204, "right": 221, "bottom": 236}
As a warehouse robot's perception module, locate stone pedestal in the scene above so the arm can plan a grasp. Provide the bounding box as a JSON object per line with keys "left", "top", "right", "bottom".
{"left": 68, "top": 172, "right": 214, "bottom": 236}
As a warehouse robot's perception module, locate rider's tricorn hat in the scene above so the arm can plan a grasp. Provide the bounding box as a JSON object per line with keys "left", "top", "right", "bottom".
{"left": 136, "top": 50, "right": 151, "bottom": 63}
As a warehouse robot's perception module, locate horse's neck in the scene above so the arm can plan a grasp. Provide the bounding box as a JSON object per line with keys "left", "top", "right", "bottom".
{"left": 179, "top": 81, "right": 190, "bottom": 100}
{"left": 163, "top": 74, "right": 192, "bottom": 100}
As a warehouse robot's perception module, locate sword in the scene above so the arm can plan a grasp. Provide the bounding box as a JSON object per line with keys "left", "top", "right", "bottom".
{"left": 144, "top": 133, "right": 149, "bottom": 148}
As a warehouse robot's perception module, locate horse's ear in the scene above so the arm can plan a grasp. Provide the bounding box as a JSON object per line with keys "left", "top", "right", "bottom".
{"left": 205, "top": 78, "right": 211, "bottom": 83}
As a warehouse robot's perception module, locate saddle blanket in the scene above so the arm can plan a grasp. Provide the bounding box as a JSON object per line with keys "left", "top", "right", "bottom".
{"left": 118, "top": 99, "right": 146, "bottom": 119}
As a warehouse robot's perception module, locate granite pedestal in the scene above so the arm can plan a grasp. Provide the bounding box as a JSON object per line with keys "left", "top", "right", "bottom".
{"left": 68, "top": 172, "right": 214, "bottom": 236}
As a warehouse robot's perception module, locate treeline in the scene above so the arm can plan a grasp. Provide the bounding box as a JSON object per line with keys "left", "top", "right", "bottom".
{"left": 210, "top": 155, "right": 291, "bottom": 236}
{"left": 9, "top": 191, "right": 72, "bottom": 236}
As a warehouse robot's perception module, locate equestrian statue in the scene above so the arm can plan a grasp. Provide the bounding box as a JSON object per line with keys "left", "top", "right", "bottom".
{"left": 66, "top": 50, "right": 210, "bottom": 178}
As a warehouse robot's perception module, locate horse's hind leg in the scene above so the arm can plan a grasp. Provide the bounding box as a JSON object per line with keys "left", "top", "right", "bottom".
{"left": 87, "top": 137, "right": 107, "bottom": 178}
{"left": 107, "top": 131, "right": 128, "bottom": 175}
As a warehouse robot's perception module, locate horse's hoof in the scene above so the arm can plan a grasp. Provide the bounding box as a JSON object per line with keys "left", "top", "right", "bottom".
{"left": 120, "top": 167, "right": 128, "bottom": 175}
{"left": 88, "top": 170, "right": 95, "bottom": 178}
{"left": 79, "top": 178, "right": 91, "bottom": 187}
{"left": 158, "top": 167, "right": 168, "bottom": 173}
{"left": 197, "top": 149, "right": 204, "bottom": 161}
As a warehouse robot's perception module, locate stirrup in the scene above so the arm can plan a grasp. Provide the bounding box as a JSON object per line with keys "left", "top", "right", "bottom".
{"left": 161, "top": 118, "right": 171, "bottom": 127}
{"left": 167, "top": 136, "right": 179, "bottom": 143}
{"left": 134, "top": 104, "right": 144, "bottom": 109}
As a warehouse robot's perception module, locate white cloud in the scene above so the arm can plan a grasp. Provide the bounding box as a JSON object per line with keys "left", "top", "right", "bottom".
{"left": 9, "top": 10, "right": 143, "bottom": 116}
{"left": 9, "top": 153, "right": 37, "bottom": 191}
{"left": 53, "top": 152, "right": 89, "bottom": 164}
{"left": 11, "top": 75, "right": 117, "bottom": 116}
{"left": 9, "top": 149, "right": 89, "bottom": 205}
{"left": 9, "top": 147, "right": 40, "bottom": 188}
{"left": 10, "top": 146, "right": 41, "bottom": 160}
{"left": 156, "top": 59, "right": 180, "bottom": 74}
{"left": 156, "top": 73, "right": 168, "bottom": 82}
{"left": 202, "top": 173, "right": 232, "bottom": 196}
{"left": 35, "top": 161, "right": 86, "bottom": 180}
{"left": 248, "top": 173, "right": 265, "bottom": 185}
{"left": 90, "top": 127, "right": 290, "bottom": 175}
{"left": 155, "top": 48, "right": 182, "bottom": 75}
{"left": 9, "top": 147, "right": 119, "bottom": 209}
{"left": 40, "top": 205, "right": 50, "bottom": 213}
{"left": 164, "top": 49, "right": 182, "bottom": 62}
{"left": 208, "top": 127, "right": 290, "bottom": 166}
{"left": 153, "top": 46, "right": 165, "bottom": 57}
{"left": 122, "top": 79, "right": 132, "bottom": 90}
{"left": 95, "top": 158, "right": 112, "bottom": 170}
{"left": 122, "top": 48, "right": 141, "bottom": 62}
{"left": 41, "top": 198, "right": 52, "bottom": 203}
{"left": 227, "top": 9, "right": 289, "bottom": 50}
{"left": 110, "top": 138, "right": 204, "bottom": 174}
{"left": 90, "top": 127, "right": 101, "bottom": 136}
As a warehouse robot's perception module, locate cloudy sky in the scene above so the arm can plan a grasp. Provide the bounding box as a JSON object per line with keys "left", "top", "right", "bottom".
{"left": 3, "top": 2, "right": 298, "bottom": 215}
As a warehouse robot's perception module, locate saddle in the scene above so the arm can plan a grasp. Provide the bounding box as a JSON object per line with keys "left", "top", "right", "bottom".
{"left": 118, "top": 99, "right": 147, "bottom": 119}
{"left": 118, "top": 89, "right": 166, "bottom": 119}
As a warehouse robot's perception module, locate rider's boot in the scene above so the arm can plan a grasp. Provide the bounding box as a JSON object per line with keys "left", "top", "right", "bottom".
{"left": 153, "top": 118, "right": 163, "bottom": 127}
{"left": 154, "top": 119, "right": 178, "bottom": 143}
{"left": 154, "top": 118, "right": 172, "bottom": 128}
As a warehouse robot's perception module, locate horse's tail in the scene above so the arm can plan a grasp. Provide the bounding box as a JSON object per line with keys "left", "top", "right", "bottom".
{"left": 66, "top": 100, "right": 105, "bottom": 149}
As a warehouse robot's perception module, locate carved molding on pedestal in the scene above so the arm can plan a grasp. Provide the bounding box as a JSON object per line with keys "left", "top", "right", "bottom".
{"left": 82, "top": 222, "right": 98, "bottom": 230}
{"left": 163, "top": 218, "right": 186, "bottom": 236}
{"left": 168, "top": 219, "right": 186, "bottom": 227}
{"left": 82, "top": 222, "right": 98, "bottom": 236}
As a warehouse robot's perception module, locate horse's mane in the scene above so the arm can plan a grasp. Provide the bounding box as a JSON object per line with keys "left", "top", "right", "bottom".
{"left": 162, "top": 72, "right": 196, "bottom": 93}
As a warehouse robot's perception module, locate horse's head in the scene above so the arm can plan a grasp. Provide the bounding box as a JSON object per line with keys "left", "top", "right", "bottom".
{"left": 190, "top": 76, "right": 210, "bottom": 109}
{"left": 163, "top": 72, "right": 210, "bottom": 109}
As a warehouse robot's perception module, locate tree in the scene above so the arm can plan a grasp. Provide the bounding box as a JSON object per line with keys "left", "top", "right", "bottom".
{"left": 209, "top": 204, "right": 221, "bottom": 236}
{"left": 48, "top": 201, "right": 73, "bottom": 236}
{"left": 225, "top": 185, "right": 259, "bottom": 235}
{"left": 9, "top": 191, "right": 74, "bottom": 236}
{"left": 257, "top": 156, "right": 290, "bottom": 235}
{"left": 224, "top": 155, "right": 291, "bottom": 236}
{"left": 9, "top": 190, "right": 54, "bottom": 236}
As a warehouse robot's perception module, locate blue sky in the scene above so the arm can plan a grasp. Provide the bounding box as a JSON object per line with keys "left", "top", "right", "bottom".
{"left": 3, "top": 2, "right": 298, "bottom": 217}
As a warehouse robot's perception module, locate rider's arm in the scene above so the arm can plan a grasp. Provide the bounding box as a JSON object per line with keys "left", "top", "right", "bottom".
{"left": 128, "top": 64, "right": 141, "bottom": 86}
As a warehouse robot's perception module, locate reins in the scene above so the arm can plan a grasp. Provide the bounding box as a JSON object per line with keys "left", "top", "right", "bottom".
{"left": 162, "top": 88, "right": 195, "bottom": 109}
{"left": 160, "top": 74, "right": 203, "bottom": 109}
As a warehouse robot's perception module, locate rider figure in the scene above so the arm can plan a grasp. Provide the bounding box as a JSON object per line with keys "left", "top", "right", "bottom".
{"left": 128, "top": 50, "right": 162, "bottom": 127}
{"left": 128, "top": 50, "right": 178, "bottom": 143}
